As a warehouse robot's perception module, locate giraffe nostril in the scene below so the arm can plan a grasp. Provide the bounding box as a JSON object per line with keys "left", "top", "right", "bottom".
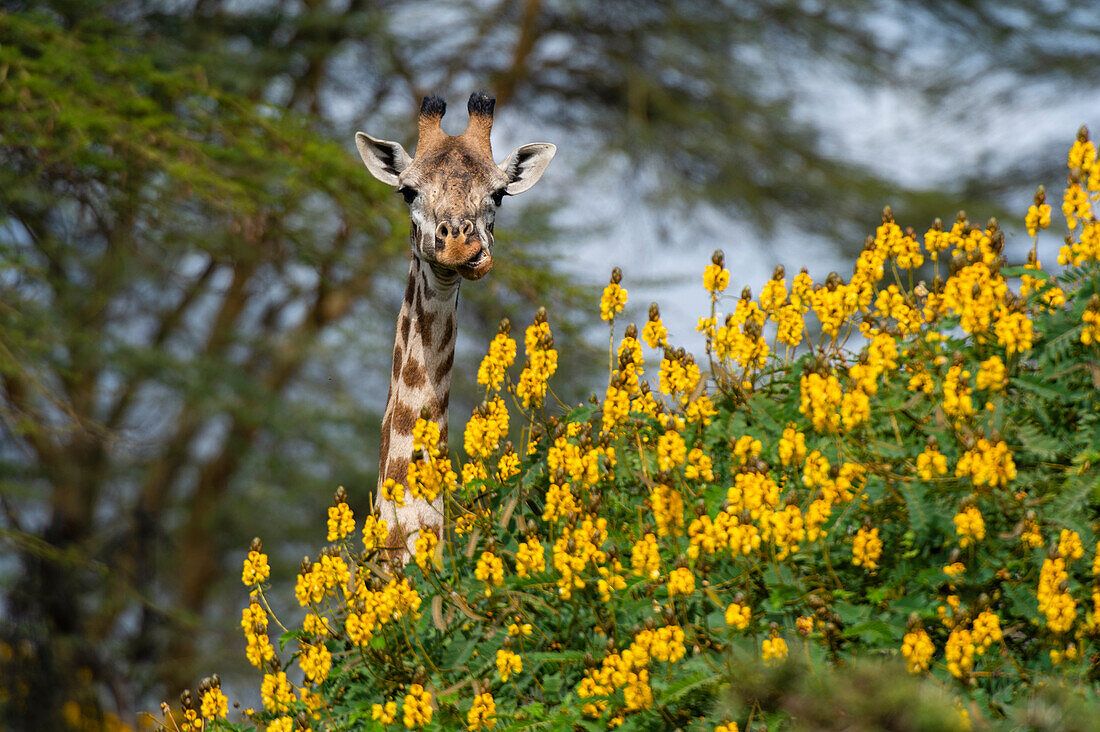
{"left": 460, "top": 220, "right": 474, "bottom": 237}
{"left": 435, "top": 222, "right": 451, "bottom": 241}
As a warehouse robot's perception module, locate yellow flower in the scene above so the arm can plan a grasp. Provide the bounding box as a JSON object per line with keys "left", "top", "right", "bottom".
{"left": 242, "top": 601, "right": 275, "bottom": 668}
{"left": 241, "top": 549, "right": 271, "bottom": 586}
{"left": 916, "top": 445, "right": 948, "bottom": 480}
{"left": 631, "top": 533, "right": 661, "bottom": 579}
{"left": 955, "top": 438, "right": 1016, "bottom": 489}
{"left": 362, "top": 514, "right": 390, "bottom": 553}
{"left": 761, "top": 631, "right": 788, "bottom": 665}
{"left": 901, "top": 628, "right": 934, "bottom": 673}
{"left": 326, "top": 499, "right": 356, "bottom": 542}
{"left": 475, "top": 551, "right": 504, "bottom": 596}
{"left": 656, "top": 429, "right": 687, "bottom": 471}
{"left": 1059, "top": 529, "right": 1085, "bottom": 561}
{"left": 477, "top": 329, "right": 517, "bottom": 392}
{"left": 200, "top": 686, "right": 228, "bottom": 720}
{"left": 954, "top": 506, "right": 985, "bottom": 548}
{"left": 266, "top": 718, "right": 293, "bottom": 732}
{"left": 372, "top": 701, "right": 398, "bottom": 725}
{"left": 402, "top": 684, "right": 433, "bottom": 728}
{"left": 944, "top": 626, "right": 975, "bottom": 679}
{"left": 302, "top": 613, "right": 331, "bottom": 638}
{"left": 1021, "top": 519, "right": 1044, "bottom": 549}
{"left": 496, "top": 648, "right": 523, "bottom": 681}
{"left": 299, "top": 641, "right": 331, "bottom": 684}
{"left": 261, "top": 671, "right": 295, "bottom": 713}
{"left": 852, "top": 527, "right": 883, "bottom": 570}
{"left": 725, "top": 602, "right": 751, "bottom": 630}
{"left": 600, "top": 280, "right": 628, "bottom": 322}
{"left": 516, "top": 313, "right": 559, "bottom": 408}
{"left": 667, "top": 566, "right": 695, "bottom": 597}
{"left": 799, "top": 372, "right": 843, "bottom": 433}
{"left": 975, "top": 355, "right": 1006, "bottom": 391}
{"left": 414, "top": 530, "right": 440, "bottom": 572}
{"left": 515, "top": 536, "right": 546, "bottom": 577}
{"left": 467, "top": 692, "right": 497, "bottom": 731}
{"left": 943, "top": 561, "right": 966, "bottom": 577}
{"left": 703, "top": 262, "right": 730, "bottom": 294}
{"left": 381, "top": 478, "right": 406, "bottom": 507}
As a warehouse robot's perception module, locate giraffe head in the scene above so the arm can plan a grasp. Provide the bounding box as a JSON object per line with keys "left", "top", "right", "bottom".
{"left": 356, "top": 93, "right": 556, "bottom": 281}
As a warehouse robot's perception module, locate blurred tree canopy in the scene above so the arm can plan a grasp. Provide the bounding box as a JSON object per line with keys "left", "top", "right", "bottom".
{"left": 1, "top": 0, "right": 1095, "bottom": 729}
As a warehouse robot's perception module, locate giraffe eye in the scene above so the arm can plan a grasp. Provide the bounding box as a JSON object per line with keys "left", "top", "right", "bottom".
{"left": 491, "top": 189, "right": 506, "bottom": 207}
{"left": 397, "top": 186, "right": 417, "bottom": 205}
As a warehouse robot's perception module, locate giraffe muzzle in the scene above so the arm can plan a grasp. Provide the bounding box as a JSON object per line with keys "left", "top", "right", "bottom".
{"left": 458, "top": 246, "right": 493, "bottom": 280}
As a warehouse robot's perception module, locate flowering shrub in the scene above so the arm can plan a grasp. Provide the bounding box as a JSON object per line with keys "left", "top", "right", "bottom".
{"left": 169, "top": 130, "right": 1100, "bottom": 730}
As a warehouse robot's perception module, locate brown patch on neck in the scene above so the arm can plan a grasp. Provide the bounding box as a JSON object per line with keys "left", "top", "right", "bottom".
{"left": 402, "top": 357, "right": 427, "bottom": 389}
{"left": 387, "top": 455, "right": 410, "bottom": 486}
{"left": 434, "top": 347, "right": 455, "bottom": 385}
{"left": 384, "top": 521, "right": 408, "bottom": 564}
{"left": 391, "top": 401, "right": 417, "bottom": 435}
{"left": 416, "top": 309, "right": 437, "bottom": 348}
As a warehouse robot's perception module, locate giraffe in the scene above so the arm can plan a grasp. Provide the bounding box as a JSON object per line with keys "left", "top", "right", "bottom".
{"left": 356, "top": 92, "right": 556, "bottom": 561}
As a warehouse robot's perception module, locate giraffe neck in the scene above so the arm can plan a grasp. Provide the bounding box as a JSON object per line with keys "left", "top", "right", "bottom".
{"left": 377, "top": 255, "right": 460, "bottom": 559}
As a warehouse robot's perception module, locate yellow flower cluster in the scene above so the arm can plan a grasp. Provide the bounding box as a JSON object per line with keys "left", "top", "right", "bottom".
{"left": 901, "top": 628, "right": 934, "bottom": 673}
{"left": 955, "top": 438, "right": 1016, "bottom": 489}
{"left": 650, "top": 483, "right": 685, "bottom": 538}
{"left": 703, "top": 261, "right": 730, "bottom": 295}
{"left": 916, "top": 444, "right": 948, "bottom": 480}
{"left": 241, "top": 548, "right": 271, "bottom": 586}
{"left": 496, "top": 648, "right": 522, "bottom": 681}
{"left": 725, "top": 602, "right": 751, "bottom": 630}
{"left": 852, "top": 527, "right": 883, "bottom": 570}
{"left": 477, "top": 328, "right": 517, "bottom": 392}
{"left": 600, "top": 271, "right": 628, "bottom": 322}
{"left": 475, "top": 550, "right": 504, "bottom": 596}
{"left": 944, "top": 626, "right": 975, "bottom": 679}
{"left": 408, "top": 420, "right": 458, "bottom": 502}
{"left": 659, "top": 350, "right": 701, "bottom": 405}
{"left": 551, "top": 515, "right": 609, "bottom": 599}
{"left": 327, "top": 499, "right": 355, "bottom": 542}
{"left": 241, "top": 600, "right": 275, "bottom": 668}
{"left": 380, "top": 478, "right": 405, "bottom": 507}
{"left": 576, "top": 624, "right": 685, "bottom": 719}
{"left": 1038, "top": 556, "right": 1077, "bottom": 634}
{"left": 464, "top": 396, "right": 509, "bottom": 460}
{"left": 515, "top": 535, "right": 546, "bottom": 577}
{"left": 515, "top": 312, "right": 558, "bottom": 408}
{"left": 372, "top": 701, "right": 398, "bottom": 725}
{"left": 402, "top": 684, "right": 433, "bottom": 728}
{"left": 761, "top": 630, "right": 788, "bottom": 665}
{"left": 631, "top": 533, "right": 661, "bottom": 579}
{"left": 667, "top": 566, "right": 695, "bottom": 597}
{"left": 200, "top": 685, "right": 228, "bottom": 720}
{"left": 299, "top": 641, "right": 331, "bottom": 684}
{"left": 799, "top": 372, "right": 842, "bottom": 433}
{"left": 413, "top": 529, "right": 439, "bottom": 572}
{"left": 1084, "top": 296, "right": 1100, "bottom": 345}
{"left": 953, "top": 506, "right": 985, "bottom": 548}
{"left": 295, "top": 553, "right": 350, "bottom": 606}
{"left": 261, "top": 671, "right": 295, "bottom": 712}
{"left": 344, "top": 577, "right": 422, "bottom": 646}
{"left": 642, "top": 304, "right": 669, "bottom": 349}
{"left": 467, "top": 692, "right": 496, "bottom": 731}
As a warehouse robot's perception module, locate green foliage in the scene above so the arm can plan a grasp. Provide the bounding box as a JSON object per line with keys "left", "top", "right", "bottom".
{"left": 201, "top": 138, "right": 1100, "bottom": 730}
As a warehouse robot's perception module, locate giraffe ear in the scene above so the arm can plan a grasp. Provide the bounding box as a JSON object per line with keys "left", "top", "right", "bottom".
{"left": 355, "top": 132, "right": 412, "bottom": 186}
{"left": 499, "top": 143, "right": 556, "bottom": 195}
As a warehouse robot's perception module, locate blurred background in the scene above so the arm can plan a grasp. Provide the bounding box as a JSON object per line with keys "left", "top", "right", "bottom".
{"left": 1, "top": 0, "right": 1098, "bottom": 728}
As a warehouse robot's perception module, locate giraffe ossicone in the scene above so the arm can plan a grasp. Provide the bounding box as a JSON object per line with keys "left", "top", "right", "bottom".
{"left": 356, "top": 92, "right": 556, "bottom": 562}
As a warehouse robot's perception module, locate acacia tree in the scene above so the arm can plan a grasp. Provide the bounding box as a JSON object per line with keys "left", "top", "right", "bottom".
{"left": 0, "top": 11, "right": 584, "bottom": 729}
